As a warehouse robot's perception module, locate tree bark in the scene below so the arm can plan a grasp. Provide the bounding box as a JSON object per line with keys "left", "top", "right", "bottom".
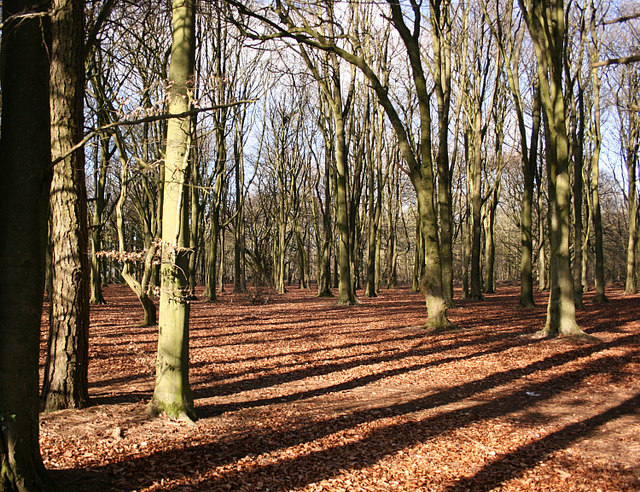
{"left": 521, "top": 86, "right": 541, "bottom": 306}
{"left": 0, "top": 0, "right": 56, "bottom": 488}
{"left": 42, "top": 0, "right": 90, "bottom": 413}
{"left": 148, "top": 0, "right": 196, "bottom": 422}
{"left": 520, "top": 0, "right": 590, "bottom": 338}
{"left": 589, "top": 12, "right": 607, "bottom": 304}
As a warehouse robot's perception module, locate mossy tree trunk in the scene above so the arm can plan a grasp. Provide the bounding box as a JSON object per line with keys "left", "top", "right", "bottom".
{"left": 520, "top": 0, "right": 590, "bottom": 338}
{"left": 148, "top": 0, "right": 196, "bottom": 422}
{"left": 42, "top": 0, "right": 91, "bottom": 413}
{"left": 430, "top": 0, "right": 455, "bottom": 308}
{"left": 0, "top": 0, "right": 56, "bottom": 488}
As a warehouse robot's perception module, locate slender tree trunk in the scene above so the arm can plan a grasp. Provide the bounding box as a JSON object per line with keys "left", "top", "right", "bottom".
{"left": 469, "top": 108, "right": 484, "bottom": 300}
{"left": 148, "top": 0, "right": 196, "bottom": 422}
{"left": 590, "top": 61, "right": 607, "bottom": 304}
{"left": 365, "top": 105, "right": 384, "bottom": 297}
{"left": 114, "top": 139, "right": 157, "bottom": 326}
{"left": 204, "top": 126, "right": 226, "bottom": 301}
{"left": 90, "top": 132, "right": 109, "bottom": 305}
{"left": 42, "top": 0, "right": 90, "bottom": 412}
{"left": 0, "top": 0, "right": 55, "bottom": 488}
{"left": 233, "top": 132, "right": 247, "bottom": 293}
{"left": 520, "top": 86, "right": 541, "bottom": 306}
{"left": 537, "top": 167, "right": 548, "bottom": 291}
{"left": 483, "top": 190, "right": 498, "bottom": 294}
{"left": 188, "top": 144, "right": 201, "bottom": 298}
{"left": 625, "top": 154, "right": 638, "bottom": 293}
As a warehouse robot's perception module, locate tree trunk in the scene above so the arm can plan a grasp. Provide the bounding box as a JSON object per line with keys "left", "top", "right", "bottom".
{"left": 483, "top": 190, "right": 497, "bottom": 294}
{"left": 520, "top": 0, "right": 589, "bottom": 338}
{"left": 333, "top": 103, "right": 357, "bottom": 306}
{"left": 520, "top": 85, "right": 541, "bottom": 306}
{"left": 430, "top": 0, "right": 455, "bottom": 308}
{"left": 469, "top": 108, "right": 484, "bottom": 300}
{"left": 114, "top": 139, "right": 157, "bottom": 326}
{"left": 0, "top": 1, "right": 55, "bottom": 488}
{"left": 571, "top": 76, "right": 586, "bottom": 307}
{"left": 625, "top": 152, "right": 638, "bottom": 293}
{"left": 233, "top": 132, "right": 247, "bottom": 293}
{"left": 204, "top": 124, "right": 226, "bottom": 301}
{"left": 590, "top": 54, "right": 607, "bottom": 304}
{"left": 42, "top": 0, "right": 90, "bottom": 413}
{"left": 90, "top": 130, "right": 110, "bottom": 305}
{"left": 148, "top": 0, "right": 196, "bottom": 422}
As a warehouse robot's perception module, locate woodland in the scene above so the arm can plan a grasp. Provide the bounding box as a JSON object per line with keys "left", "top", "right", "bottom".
{"left": 0, "top": 0, "right": 639, "bottom": 490}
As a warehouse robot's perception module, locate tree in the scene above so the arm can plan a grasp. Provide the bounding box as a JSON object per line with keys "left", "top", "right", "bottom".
{"left": 588, "top": 0, "right": 608, "bottom": 304}
{"left": 483, "top": 0, "right": 541, "bottom": 307}
{"left": 41, "top": 0, "right": 91, "bottom": 412}
{"left": 148, "top": 0, "right": 197, "bottom": 422}
{"left": 0, "top": 1, "right": 56, "bottom": 488}
{"left": 519, "top": 0, "right": 591, "bottom": 337}
{"left": 288, "top": 3, "right": 359, "bottom": 305}
{"left": 616, "top": 64, "right": 640, "bottom": 293}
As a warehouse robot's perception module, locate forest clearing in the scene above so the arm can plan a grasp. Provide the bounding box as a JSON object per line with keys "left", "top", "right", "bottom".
{"left": 40, "top": 285, "right": 640, "bottom": 491}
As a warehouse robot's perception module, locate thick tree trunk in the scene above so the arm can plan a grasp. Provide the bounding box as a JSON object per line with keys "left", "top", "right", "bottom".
{"left": 334, "top": 107, "right": 358, "bottom": 306}
{"left": 0, "top": 1, "right": 55, "bottom": 488}
{"left": 520, "top": 0, "right": 589, "bottom": 338}
{"left": 414, "top": 177, "right": 452, "bottom": 331}
{"left": 42, "top": 0, "right": 90, "bottom": 413}
{"left": 148, "top": 0, "right": 196, "bottom": 422}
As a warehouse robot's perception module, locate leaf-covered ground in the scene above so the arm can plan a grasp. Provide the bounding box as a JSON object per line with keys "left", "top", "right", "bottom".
{"left": 39, "top": 284, "right": 640, "bottom": 491}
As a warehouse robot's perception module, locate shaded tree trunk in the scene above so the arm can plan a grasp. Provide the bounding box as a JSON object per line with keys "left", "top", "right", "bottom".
{"left": 520, "top": 0, "right": 589, "bottom": 338}
{"left": 42, "top": 0, "right": 90, "bottom": 413}
{"left": 0, "top": 0, "right": 55, "bottom": 488}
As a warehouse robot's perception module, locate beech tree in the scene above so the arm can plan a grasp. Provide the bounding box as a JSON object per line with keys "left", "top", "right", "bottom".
{"left": 148, "top": 0, "right": 197, "bottom": 421}
{"left": 519, "top": 0, "right": 591, "bottom": 337}
{"left": 42, "top": 0, "right": 91, "bottom": 412}
{"left": 0, "top": 1, "right": 55, "bottom": 488}
{"left": 230, "top": 0, "right": 455, "bottom": 328}
{"left": 615, "top": 64, "right": 640, "bottom": 293}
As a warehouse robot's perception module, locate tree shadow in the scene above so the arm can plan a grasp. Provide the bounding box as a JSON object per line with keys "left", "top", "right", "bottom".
{"left": 57, "top": 338, "right": 639, "bottom": 491}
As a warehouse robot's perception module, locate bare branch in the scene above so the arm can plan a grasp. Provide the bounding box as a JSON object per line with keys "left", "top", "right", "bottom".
{"left": 52, "top": 100, "right": 256, "bottom": 167}
{"left": 603, "top": 12, "right": 640, "bottom": 25}
{"left": 592, "top": 54, "right": 640, "bottom": 68}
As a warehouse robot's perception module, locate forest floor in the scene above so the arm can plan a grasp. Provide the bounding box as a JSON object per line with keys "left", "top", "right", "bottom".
{"left": 39, "top": 284, "right": 640, "bottom": 491}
